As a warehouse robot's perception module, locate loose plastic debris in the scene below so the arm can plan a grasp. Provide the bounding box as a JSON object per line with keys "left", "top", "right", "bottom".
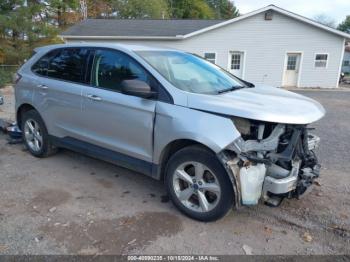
{"left": 0, "top": 119, "right": 23, "bottom": 144}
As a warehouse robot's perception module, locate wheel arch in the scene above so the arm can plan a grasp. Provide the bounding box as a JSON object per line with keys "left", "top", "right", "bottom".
{"left": 16, "top": 103, "right": 39, "bottom": 130}
{"left": 156, "top": 139, "right": 217, "bottom": 181}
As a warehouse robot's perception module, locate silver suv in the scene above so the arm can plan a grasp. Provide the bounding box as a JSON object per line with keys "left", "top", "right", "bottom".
{"left": 15, "top": 43, "right": 325, "bottom": 221}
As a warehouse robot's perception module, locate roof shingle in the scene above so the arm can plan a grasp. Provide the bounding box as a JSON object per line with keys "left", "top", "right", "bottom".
{"left": 61, "top": 19, "right": 225, "bottom": 37}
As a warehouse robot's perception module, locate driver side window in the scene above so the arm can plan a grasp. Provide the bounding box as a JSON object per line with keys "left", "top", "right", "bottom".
{"left": 92, "top": 49, "right": 149, "bottom": 92}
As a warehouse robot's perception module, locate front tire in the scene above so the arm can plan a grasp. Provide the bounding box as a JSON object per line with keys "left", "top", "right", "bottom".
{"left": 22, "top": 110, "right": 57, "bottom": 158}
{"left": 165, "top": 145, "right": 234, "bottom": 222}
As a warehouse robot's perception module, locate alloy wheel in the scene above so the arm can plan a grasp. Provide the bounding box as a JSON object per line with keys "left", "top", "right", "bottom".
{"left": 24, "top": 118, "right": 43, "bottom": 152}
{"left": 172, "top": 161, "right": 221, "bottom": 212}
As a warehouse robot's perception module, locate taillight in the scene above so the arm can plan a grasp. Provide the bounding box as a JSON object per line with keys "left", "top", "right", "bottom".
{"left": 13, "top": 73, "right": 22, "bottom": 85}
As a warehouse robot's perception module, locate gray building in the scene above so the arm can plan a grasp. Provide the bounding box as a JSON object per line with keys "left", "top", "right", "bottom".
{"left": 61, "top": 5, "right": 350, "bottom": 88}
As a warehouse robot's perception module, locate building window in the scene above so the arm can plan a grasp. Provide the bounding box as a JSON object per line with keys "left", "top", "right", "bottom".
{"left": 315, "top": 54, "right": 328, "bottom": 68}
{"left": 344, "top": 60, "right": 350, "bottom": 66}
{"left": 204, "top": 53, "right": 216, "bottom": 64}
{"left": 231, "top": 53, "right": 241, "bottom": 70}
{"left": 287, "top": 55, "right": 297, "bottom": 70}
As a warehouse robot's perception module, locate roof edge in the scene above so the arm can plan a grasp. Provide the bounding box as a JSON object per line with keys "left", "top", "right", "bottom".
{"left": 59, "top": 35, "right": 184, "bottom": 40}
{"left": 182, "top": 5, "right": 350, "bottom": 40}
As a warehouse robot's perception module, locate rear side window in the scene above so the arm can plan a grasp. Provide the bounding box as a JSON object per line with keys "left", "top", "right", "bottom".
{"left": 48, "top": 48, "right": 90, "bottom": 83}
{"left": 32, "top": 48, "right": 90, "bottom": 84}
{"left": 92, "top": 49, "right": 149, "bottom": 92}
{"left": 32, "top": 51, "right": 56, "bottom": 76}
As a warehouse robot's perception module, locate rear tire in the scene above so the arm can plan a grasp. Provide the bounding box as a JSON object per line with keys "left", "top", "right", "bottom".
{"left": 21, "top": 110, "right": 57, "bottom": 158}
{"left": 165, "top": 145, "right": 234, "bottom": 222}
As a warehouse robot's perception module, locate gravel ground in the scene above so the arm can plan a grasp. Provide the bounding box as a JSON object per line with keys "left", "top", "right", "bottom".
{"left": 0, "top": 86, "right": 349, "bottom": 255}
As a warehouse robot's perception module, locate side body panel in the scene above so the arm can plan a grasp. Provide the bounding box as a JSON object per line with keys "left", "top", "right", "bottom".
{"left": 15, "top": 71, "right": 36, "bottom": 112}
{"left": 15, "top": 54, "right": 43, "bottom": 113}
{"left": 32, "top": 77, "right": 85, "bottom": 140}
{"left": 81, "top": 86, "right": 156, "bottom": 163}
{"left": 153, "top": 102, "right": 241, "bottom": 164}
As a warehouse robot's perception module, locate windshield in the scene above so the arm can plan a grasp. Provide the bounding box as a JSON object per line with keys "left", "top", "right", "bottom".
{"left": 136, "top": 50, "right": 245, "bottom": 94}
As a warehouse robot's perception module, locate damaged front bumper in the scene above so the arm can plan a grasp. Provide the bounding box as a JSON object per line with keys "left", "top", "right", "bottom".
{"left": 219, "top": 123, "right": 321, "bottom": 207}
{"left": 263, "top": 160, "right": 301, "bottom": 196}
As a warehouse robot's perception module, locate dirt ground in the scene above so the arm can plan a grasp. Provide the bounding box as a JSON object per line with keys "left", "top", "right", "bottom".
{"left": 0, "top": 86, "right": 349, "bottom": 255}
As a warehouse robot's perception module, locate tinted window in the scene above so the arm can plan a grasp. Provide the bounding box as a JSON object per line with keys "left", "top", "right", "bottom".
{"left": 32, "top": 51, "right": 57, "bottom": 76}
{"left": 92, "top": 49, "right": 149, "bottom": 92}
{"left": 48, "top": 48, "right": 90, "bottom": 83}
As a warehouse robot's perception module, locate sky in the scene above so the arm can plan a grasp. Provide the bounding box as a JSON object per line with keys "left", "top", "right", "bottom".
{"left": 234, "top": 0, "right": 350, "bottom": 24}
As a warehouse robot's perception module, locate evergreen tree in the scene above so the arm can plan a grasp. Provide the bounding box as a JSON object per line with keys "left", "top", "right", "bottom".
{"left": 0, "top": 0, "right": 59, "bottom": 64}
{"left": 338, "top": 16, "right": 350, "bottom": 33}
{"left": 112, "top": 0, "right": 169, "bottom": 19}
{"left": 168, "top": 0, "right": 214, "bottom": 19}
{"left": 205, "top": 0, "right": 239, "bottom": 19}
{"left": 46, "top": 0, "right": 80, "bottom": 28}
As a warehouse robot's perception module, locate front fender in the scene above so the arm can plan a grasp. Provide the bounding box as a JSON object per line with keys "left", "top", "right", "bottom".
{"left": 153, "top": 102, "right": 241, "bottom": 164}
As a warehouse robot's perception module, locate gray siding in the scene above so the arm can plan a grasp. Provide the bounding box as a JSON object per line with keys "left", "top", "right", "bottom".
{"left": 66, "top": 11, "right": 345, "bottom": 88}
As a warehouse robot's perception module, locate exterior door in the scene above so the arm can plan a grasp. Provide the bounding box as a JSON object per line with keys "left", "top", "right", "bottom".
{"left": 283, "top": 53, "right": 301, "bottom": 87}
{"left": 32, "top": 48, "right": 90, "bottom": 140}
{"left": 81, "top": 49, "right": 156, "bottom": 163}
{"left": 229, "top": 51, "right": 244, "bottom": 77}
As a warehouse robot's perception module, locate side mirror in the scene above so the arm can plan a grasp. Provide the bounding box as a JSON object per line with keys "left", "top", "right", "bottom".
{"left": 121, "top": 80, "right": 157, "bottom": 99}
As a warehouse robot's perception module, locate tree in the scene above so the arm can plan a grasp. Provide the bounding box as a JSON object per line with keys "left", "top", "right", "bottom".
{"left": 0, "top": 0, "right": 61, "bottom": 64}
{"left": 338, "top": 16, "right": 350, "bottom": 33}
{"left": 168, "top": 0, "right": 214, "bottom": 19}
{"left": 205, "top": 0, "right": 239, "bottom": 19}
{"left": 111, "top": 0, "right": 169, "bottom": 19}
{"left": 87, "top": 0, "right": 113, "bottom": 18}
{"left": 313, "top": 14, "right": 336, "bottom": 28}
{"left": 46, "top": 0, "right": 80, "bottom": 28}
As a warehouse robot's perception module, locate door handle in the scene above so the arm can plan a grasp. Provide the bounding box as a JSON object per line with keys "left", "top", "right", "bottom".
{"left": 37, "top": 84, "right": 48, "bottom": 89}
{"left": 86, "top": 94, "right": 102, "bottom": 101}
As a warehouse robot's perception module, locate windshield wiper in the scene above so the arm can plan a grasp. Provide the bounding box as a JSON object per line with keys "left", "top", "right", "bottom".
{"left": 217, "top": 86, "right": 244, "bottom": 94}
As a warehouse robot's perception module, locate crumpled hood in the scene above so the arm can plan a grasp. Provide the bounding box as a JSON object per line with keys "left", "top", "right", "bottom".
{"left": 186, "top": 85, "right": 325, "bottom": 124}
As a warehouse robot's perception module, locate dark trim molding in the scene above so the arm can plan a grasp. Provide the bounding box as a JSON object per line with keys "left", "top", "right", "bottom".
{"left": 50, "top": 136, "right": 158, "bottom": 179}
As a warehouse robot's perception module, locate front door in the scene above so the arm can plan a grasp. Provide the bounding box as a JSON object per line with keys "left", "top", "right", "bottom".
{"left": 283, "top": 53, "right": 301, "bottom": 87}
{"left": 81, "top": 49, "right": 156, "bottom": 163}
{"left": 229, "top": 51, "right": 244, "bottom": 78}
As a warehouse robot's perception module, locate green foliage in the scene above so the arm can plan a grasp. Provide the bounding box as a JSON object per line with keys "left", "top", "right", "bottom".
{"left": 338, "top": 16, "right": 350, "bottom": 33}
{"left": 46, "top": 0, "right": 80, "bottom": 27}
{"left": 205, "top": 0, "right": 239, "bottom": 19}
{"left": 86, "top": 0, "right": 114, "bottom": 18}
{"left": 0, "top": 66, "right": 18, "bottom": 88}
{"left": 0, "top": 0, "right": 70, "bottom": 64}
{"left": 168, "top": 0, "right": 214, "bottom": 19}
{"left": 112, "top": 0, "right": 170, "bottom": 19}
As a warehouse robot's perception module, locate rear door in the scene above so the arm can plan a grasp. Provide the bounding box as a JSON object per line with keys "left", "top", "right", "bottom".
{"left": 32, "top": 47, "right": 91, "bottom": 139}
{"left": 81, "top": 49, "right": 157, "bottom": 163}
